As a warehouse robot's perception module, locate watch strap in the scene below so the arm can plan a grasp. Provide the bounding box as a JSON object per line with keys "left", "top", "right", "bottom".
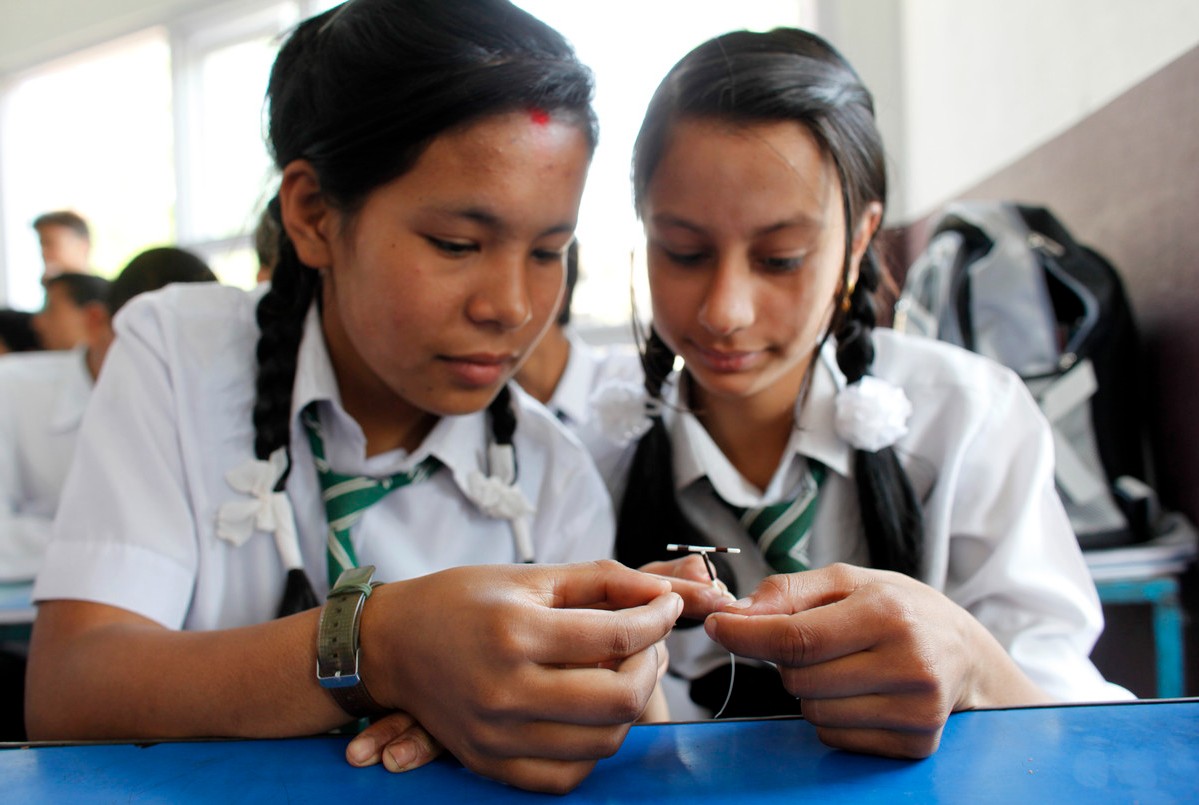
{"left": 317, "top": 565, "right": 385, "bottom": 719}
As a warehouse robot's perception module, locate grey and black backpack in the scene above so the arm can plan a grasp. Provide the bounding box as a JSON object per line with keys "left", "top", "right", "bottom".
{"left": 895, "top": 200, "right": 1157, "bottom": 550}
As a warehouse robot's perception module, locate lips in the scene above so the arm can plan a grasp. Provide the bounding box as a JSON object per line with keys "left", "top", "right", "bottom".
{"left": 688, "top": 341, "right": 763, "bottom": 373}
{"left": 439, "top": 352, "right": 516, "bottom": 387}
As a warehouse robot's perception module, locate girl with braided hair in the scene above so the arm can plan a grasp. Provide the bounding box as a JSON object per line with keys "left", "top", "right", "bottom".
{"left": 26, "top": 1, "right": 681, "bottom": 794}
{"left": 606, "top": 27, "right": 1130, "bottom": 756}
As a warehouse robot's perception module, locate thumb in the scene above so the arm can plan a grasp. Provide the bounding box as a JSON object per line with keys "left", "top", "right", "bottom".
{"left": 719, "top": 565, "right": 863, "bottom": 616}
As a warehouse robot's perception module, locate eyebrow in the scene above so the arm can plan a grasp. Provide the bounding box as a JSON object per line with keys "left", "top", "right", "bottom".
{"left": 441, "top": 205, "right": 576, "bottom": 239}
{"left": 650, "top": 212, "right": 824, "bottom": 238}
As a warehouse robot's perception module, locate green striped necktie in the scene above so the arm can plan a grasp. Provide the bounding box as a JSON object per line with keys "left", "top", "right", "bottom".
{"left": 301, "top": 406, "right": 442, "bottom": 588}
{"left": 728, "top": 461, "right": 826, "bottom": 573}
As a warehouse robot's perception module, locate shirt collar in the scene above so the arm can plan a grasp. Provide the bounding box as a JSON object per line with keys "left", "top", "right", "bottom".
{"left": 665, "top": 340, "right": 853, "bottom": 505}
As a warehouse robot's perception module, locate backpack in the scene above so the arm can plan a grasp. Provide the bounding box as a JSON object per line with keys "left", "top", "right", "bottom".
{"left": 894, "top": 200, "right": 1157, "bottom": 550}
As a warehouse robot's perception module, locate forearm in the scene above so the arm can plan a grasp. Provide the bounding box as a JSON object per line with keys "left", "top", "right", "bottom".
{"left": 956, "top": 617, "right": 1055, "bottom": 711}
{"left": 26, "top": 602, "right": 349, "bottom": 740}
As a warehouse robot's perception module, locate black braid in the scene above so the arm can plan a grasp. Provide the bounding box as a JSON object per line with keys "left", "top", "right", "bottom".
{"left": 833, "top": 249, "right": 924, "bottom": 577}
{"left": 487, "top": 384, "right": 517, "bottom": 448}
{"left": 615, "top": 329, "right": 735, "bottom": 594}
{"left": 254, "top": 198, "right": 321, "bottom": 616}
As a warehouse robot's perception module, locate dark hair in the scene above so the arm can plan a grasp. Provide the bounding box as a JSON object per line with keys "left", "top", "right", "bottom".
{"left": 32, "top": 210, "right": 90, "bottom": 240}
{"left": 42, "top": 273, "right": 110, "bottom": 309}
{"left": 108, "top": 247, "right": 217, "bottom": 316}
{"left": 617, "top": 28, "right": 923, "bottom": 578}
{"left": 255, "top": 0, "right": 597, "bottom": 612}
{"left": 557, "top": 240, "right": 581, "bottom": 327}
{"left": 0, "top": 309, "right": 42, "bottom": 352}
{"left": 253, "top": 207, "right": 280, "bottom": 277}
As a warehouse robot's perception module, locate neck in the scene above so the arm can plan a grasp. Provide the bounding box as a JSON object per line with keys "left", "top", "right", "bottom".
{"left": 515, "top": 325, "right": 571, "bottom": 405}
{"left": 689, "top": 363, "right": 809, "bottom": 492}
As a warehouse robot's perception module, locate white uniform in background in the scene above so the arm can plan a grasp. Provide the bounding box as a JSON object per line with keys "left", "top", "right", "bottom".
{"left": 34, "top": 284, "right": 615, "bottom": 630}
{"left": 543, "top": 327, "right": 643, "bottom": 478}
{"left": 0, "top": 349, "right": 91, "bottom": 582}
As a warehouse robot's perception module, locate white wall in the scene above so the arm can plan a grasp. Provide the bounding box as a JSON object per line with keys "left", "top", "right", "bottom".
{"left": 820, "top": 0, "right": 1199, "bottom": 223}
{"left": 4, "top": 0, "right": 1197, "bottom": 225}
{"left": 0, "top": 0, "right": 214, "bottom": 75}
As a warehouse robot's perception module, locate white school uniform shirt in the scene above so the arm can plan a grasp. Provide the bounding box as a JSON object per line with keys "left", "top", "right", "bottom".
{"left": 34, "top": 283, "right": 615, "bottom": 630}
{"left": 545, "top": 328, "right": 642, "bottom": 475}
{"left": 619, "top": 328, "right": 1130, "bottom": 708}
{"left": 0, "top": 349, "right": 92, "bottom": 581}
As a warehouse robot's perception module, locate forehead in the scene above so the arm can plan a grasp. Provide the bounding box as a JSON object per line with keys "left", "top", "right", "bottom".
{"left": 647, "top": 118, "right": 841, "bottom": 231}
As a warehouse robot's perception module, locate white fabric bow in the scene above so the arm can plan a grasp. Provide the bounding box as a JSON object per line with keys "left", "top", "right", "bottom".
{"left": 464, "top": 444, "right": 536, "bottom": 562}
{"left": 834, "top": 375, "right": 913, "bottom": 453}
{"left": 590, "top": 379, "right": 661, "bottom": 445}
{"left": 217, "top": 447, "right": 302, "bottom": 569}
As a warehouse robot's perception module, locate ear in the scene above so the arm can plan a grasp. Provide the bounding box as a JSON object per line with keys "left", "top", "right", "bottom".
{"left": 278, "top": 160, "right": 337, "bottom": 269}
{"left": 846, "top": 200, "right": 884, "bottom": 288}
{"left": 81, "top": 301, "right": 112, "bottom": 341}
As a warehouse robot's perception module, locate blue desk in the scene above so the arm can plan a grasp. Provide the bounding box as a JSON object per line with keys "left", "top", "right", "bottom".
{"left": 2, "top": 700, "right": 1196, "bottom": 803}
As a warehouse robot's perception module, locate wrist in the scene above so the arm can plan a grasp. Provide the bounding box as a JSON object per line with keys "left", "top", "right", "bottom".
{"left": 317, "top": 565, "right": 387, "bottom": 719}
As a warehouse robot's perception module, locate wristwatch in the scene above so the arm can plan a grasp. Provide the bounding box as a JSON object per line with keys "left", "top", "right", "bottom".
{"left": 316, "top": 564, "right": 385, "bottom": 719}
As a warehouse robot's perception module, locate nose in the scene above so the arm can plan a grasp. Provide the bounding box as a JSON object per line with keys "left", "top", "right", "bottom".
{"left": 697, "top": 259, "right": 754, "bottom": 337}
{"left": 466, "top": 251, "right": 534, "bottom": 330}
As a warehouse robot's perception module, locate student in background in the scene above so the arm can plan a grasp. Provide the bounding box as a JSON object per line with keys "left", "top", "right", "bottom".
{"left": 32, "top": 210, "right": 92, "bottom": 281}
{"left": 0, "top": 245, "right": 214, "bottom": 742}
{"left": 0, "top": 247, "right": 214, "bottom": 583}
{"left": 31, "top": 274, "right": 109, "bottom": 352}
{"left": 26, "top": 1, "right": 678, "bottom": 795}
{"left": 608, "top": 28, "right": 1130, "bottom": 754}
{"left": 514, "top": 240, "right": 641, "bottom": 470}
{"left": 0, "top": 309, "right": 43, "bottom": 354}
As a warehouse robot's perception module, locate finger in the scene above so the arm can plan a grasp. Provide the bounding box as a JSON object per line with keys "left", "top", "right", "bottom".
{"left": 463, "top": 755, "right": 600, "bottom": 795}
{"left": 524, "top": 591, "right": 681, "bottom": 666}
{"left": 800, "top": 690, "right": 951, "bottom": 737}
{"left": 775, "top": 645, "right": 942, "bottom": 703}
{"left": 464, "top": 717, "right": 635, "bottom": 763}
{"left": 542, "top": 559, "right": 673, "bottom": 610}
{"left": 723, "top": 564, "right": 873, "bottom": 616}
{"left": 640, "top": 555, "right": 710, "bottom": 583}
{"left": 813, "top": 722, "right": 945, "bottom": 760}
{"left": 346, "top": 711, "right": 419, "bottom": 767}
{"left": 704, "top": 605, "right": 876, "bottom": 667}
{"left": 346, "top": 712, "right": 446, "bottom": 773}
{"left": 486, "top": 641, "right": 663, "bottom": 729}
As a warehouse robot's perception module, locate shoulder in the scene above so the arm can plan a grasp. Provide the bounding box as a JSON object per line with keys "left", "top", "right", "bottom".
{"left": 111, "top": 282, "right": 261, "bottom": 357}
{"left": 0, "top": 350, "right": 79, "bottom": 383}
{"left": 872, "top": 327, "right": 1027, "bottom": 404}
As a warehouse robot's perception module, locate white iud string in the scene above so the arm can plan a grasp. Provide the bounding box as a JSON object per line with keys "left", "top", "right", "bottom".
{"left": 667, "top": 544, "right": 741, "bottom": 719}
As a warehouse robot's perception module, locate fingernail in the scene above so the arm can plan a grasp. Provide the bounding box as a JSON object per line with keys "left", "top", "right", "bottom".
{"left": 725, "top": 597, "right": 752, "bottom": 610}
{"left": 673, "top": 593, "right": 684, "bottom": 618}
{"left": 704, "top": 615, "right": 718, "bottom": 639}
{"left": 347, "top": 735, "right": 378, "bottom": 766}
{"left": 384, "top": 740, "right": 418, "bottom": 773}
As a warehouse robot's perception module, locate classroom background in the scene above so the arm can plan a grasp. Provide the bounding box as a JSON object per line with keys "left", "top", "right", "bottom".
{"left": 0, "top": 0, "right": 1197, "bottom": 697}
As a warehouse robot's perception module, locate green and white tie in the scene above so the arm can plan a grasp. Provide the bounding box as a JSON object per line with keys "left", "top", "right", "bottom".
{"left": 730, "top": 462, "right": 826, "bottom": 573}
{"left": 301, "top": 406, "right": 441, "bottom": 588}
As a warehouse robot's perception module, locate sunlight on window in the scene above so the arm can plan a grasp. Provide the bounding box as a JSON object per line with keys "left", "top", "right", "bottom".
{"left": 514, "top": 0, "right": 809, "bottom": 332}
{"left": 1, "top": 29, "right": 173, "bottom": 309}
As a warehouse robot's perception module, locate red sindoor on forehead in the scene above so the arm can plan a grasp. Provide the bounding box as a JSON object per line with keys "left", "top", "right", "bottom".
{"left": 529, "top": 108, "right": 550, "bottom": 125}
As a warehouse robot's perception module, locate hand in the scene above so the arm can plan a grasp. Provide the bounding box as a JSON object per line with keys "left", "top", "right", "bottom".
{"left": 703, "top": 563, "right": 1049, "bottom": 759}
{"left": 360, "top": 559, "right": 682, "bottom": 794}
{"left": 347, "top": 711, "right": 442, "bottom": 773}
{"left": 639, "top": 555, "right": 735, "bottom": 620}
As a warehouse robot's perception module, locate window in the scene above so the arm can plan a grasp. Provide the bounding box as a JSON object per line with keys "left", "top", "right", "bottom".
{"left": 1, "top": 0, "right": 811, "bottom": 323}
{"left": 0, "top": 28, "right": 174, "bottom": 310}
